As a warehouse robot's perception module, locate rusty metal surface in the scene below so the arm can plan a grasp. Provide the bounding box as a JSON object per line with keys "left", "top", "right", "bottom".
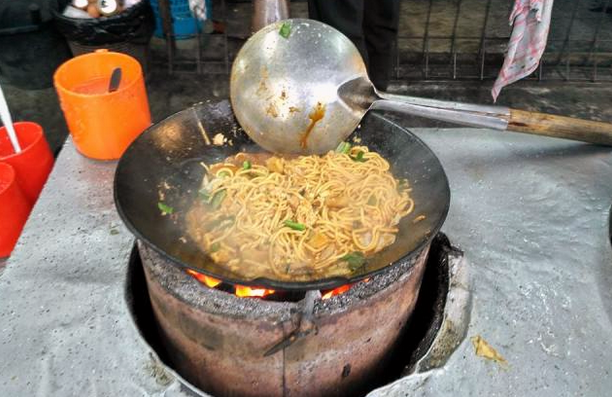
{"left": 140, "top": 241, "right": 429, "bottom": 397}
{"left": 145, "top": 266, "right": 286, "bottom": 396}
{"left": 284, "top": 248, "right": 429, "bottom": 397}
{"left": 142, "top": 242, "right": 292, "bottom": 396}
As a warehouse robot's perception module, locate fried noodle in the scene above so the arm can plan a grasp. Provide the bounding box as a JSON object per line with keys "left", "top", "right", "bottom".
{"left": 186, "top": 146, "right": 414, "bottom": 280}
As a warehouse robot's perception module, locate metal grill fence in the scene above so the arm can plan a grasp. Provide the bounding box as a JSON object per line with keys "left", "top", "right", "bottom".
{"left": 156, "top": 0, "right": 612, "bottom": 82}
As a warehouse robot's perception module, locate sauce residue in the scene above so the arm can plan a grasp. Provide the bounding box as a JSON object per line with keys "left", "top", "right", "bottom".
{"left": 266, "top": 103, "right": 279, "bottom": 118}
{"left": 300, "top": 102, "right": 325, "bottom": 149}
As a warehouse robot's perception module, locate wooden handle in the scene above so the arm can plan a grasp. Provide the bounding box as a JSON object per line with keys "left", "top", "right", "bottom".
{"left": 507, "top": 109, "right": 612, "bottom": 146}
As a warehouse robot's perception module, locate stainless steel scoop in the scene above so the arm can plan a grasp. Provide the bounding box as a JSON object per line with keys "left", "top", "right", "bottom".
{"left": 230, "top": 19, "right": 612, "bottom": 154}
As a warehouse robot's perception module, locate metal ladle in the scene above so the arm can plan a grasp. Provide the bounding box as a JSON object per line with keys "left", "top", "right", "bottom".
{"left": 230, "top": 19, "right": 612, "bottom": 154}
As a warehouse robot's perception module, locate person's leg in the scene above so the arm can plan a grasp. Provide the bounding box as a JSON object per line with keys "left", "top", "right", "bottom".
{"left": 363, "top": 0, "right": 401, "bottom": 90}
{"left": 307, "top": 0, "right": 369, "bottom": 66}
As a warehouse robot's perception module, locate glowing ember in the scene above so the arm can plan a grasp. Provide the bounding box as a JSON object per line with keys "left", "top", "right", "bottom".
{"left": 235, "top": 285, "right": 276, "bottom": 298}
{"left": 187, "top": 270, "right": 368, "bottom": 299}
{"left": 187, "top": 269, "right": 222, "bottom": 288}
{"left": 321, "top": 284, "right": 351, "bottom": 299}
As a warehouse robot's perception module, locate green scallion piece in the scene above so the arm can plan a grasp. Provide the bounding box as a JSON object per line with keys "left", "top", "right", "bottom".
{"left": 243, "top": 160, "right": 251, "bottom": 170}
{"left": 279, "top": 22, "right": 291, "bottom": 39}
{"left": 198, "top": 189, "right": 211, "bottom": 202}
{"left": 284, "top": 219, "right": 306, "bottom": 231}
{"left": 335, "top": 141, "right": 351, "bottom": 154}
{"left": 351, "top": 151, "right": 366, "bottom": 162}
{"left": 210, "top": 242, "right": 221, "bottom": 252}
{"left": 210, "top": 190, "right": 227, "bottom": 209}
{"left": 217, "top": 170, "right": 230, "bottom": 178}
{"left": 341, "top": 251, "right": 366, "bottom": 271}
{"left": 158, "top": 202, "right": 174, "bottom": 214}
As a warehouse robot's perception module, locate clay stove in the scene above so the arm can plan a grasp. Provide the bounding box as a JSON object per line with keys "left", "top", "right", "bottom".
{"left": 138, "top": 241, "right": 431, "bottom": 397}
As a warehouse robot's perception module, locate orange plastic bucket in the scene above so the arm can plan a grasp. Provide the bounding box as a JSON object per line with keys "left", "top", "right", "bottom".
{"left": 54, "top": 50, "right": 151, "bottom": 160}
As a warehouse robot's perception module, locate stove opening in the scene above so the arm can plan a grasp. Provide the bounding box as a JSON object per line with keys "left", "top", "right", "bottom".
{"left": 184, "top": 268, "right": 369, "bottom": 302}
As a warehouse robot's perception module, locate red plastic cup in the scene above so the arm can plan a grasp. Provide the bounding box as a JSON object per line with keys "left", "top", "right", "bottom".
{"left": 0, "top": 122, "right": 54, "bottom": 204}
{"left": 0, "top": 163, "right": 32, "bottom": 258}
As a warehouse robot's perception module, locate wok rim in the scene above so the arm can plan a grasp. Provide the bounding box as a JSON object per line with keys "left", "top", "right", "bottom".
{"left": 113, "top": 106, "right": 451, "bottom": 291}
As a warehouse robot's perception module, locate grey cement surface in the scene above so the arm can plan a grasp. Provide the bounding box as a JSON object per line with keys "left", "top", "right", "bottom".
{"left": 0, "top": 124, "right": 611, "bottom": 396}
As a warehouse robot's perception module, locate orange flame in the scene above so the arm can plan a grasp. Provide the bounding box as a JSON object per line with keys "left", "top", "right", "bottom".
{"left": 235, "top": 285, "right": 276, "bottom": 298}
{"left": 187, "top": 269, "right": 368, "bottom": 299}
{"left": 187, "top": 269, "right": 222, "bottom": 288}
{"left": 321, "top": 284, "right": 351, "bottom": 299}
{"left": 321, "top": 278, "right": 370, "bottom": 300}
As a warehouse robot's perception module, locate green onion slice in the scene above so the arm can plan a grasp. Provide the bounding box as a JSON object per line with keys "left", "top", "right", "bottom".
{"left": 283, "top": 219, "right": 306, "bottom": 231}
{"left": 158, "top": 202, "right": 174, "bottom": 214}
{"left": 341, "top": 251, "right": 366, "bottom": 271}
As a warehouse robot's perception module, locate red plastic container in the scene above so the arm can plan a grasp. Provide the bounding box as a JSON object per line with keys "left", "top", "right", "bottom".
{"left": 0, "top": 122, "right": 54, "bottom": 204}
{"left": 0, "top": 163, "right": 32, "bottom": 258}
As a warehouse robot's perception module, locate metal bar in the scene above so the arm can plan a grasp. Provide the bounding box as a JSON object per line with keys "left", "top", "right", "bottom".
{"left": 449, "top": 0, "right": 463, "bottom": 54}
{"left": 480, "top": 41, "right": 486, "bottom": 81}
{"left": 422, "top": 0, "right": 434, "bottom": 79}
{"left": 376, "top": 92, "right": 510, "bottom": 116}
{"left": 222, "top": 0, "right": 230, "bottom": 74}
{"left": 395, "top": 37, "right": 400, "bottom": 79}
{"left": 556, "top": 0, "right": 581, "bottom": 67}
{"left": 449, "top": 0, "right": 464, "bottom": 78}
{"left": 372, "top": 96, "right": 510, "bottom": 131}
{"left": 421, "top": 0, "right": 434, "bottom": 53}
{"left": 587, "top": 0, "right": 611, "bottom": 81}
{"left": 587, "top": 0, "right": 611, "bottom": 58}
{"left": 425, "top": 38, "right": 430, "bottom": 79}
{"left": 539, "top": 60, "right": 543, "bottom": 81}
{"left": 406, "top": 35, "right": 509, "bottom": 40}
{"left": 478, "top": 0, "right": 493, "bottom": 81}
{"left": 565, "top": 56, "right": 570, "bottom": 81}
{"left": 196, "top": 22, "right": 203, "bottom": 75}
{"left": 400, "top": 36, "right": 612, "bottom": 43}
{"left": 158, "top": 0, "right": 175, "bottom": 75}
{"left": 394, "top": 0, "right": 405, "bottom": 79}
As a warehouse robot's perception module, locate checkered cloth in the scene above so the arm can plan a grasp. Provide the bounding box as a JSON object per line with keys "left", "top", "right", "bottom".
{"left": 491, "top": 0, "right": 554, "bottom": 102}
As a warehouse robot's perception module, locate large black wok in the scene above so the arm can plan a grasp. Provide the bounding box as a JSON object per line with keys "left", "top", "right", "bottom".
{"left": 114, "top": 100, "right": 450, "bottom": 290}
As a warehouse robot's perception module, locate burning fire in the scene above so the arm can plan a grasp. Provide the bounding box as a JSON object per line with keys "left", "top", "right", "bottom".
{"left": 187, "top": 270, "right": 368, "bottom": 299}
{"left": 321, "top": 284, "right": 351, "bottom": 299}
{"left": 186, "top": 269, "right": 222, "bottom": 288}
{"left": 186, "top": 269, "right": 275, "bottom": 297}
{"left": 321, "top": 278, "right": 369, "bottom": 299}
{"left": 235, "top": 285, "right": 275, "bottom": 298}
